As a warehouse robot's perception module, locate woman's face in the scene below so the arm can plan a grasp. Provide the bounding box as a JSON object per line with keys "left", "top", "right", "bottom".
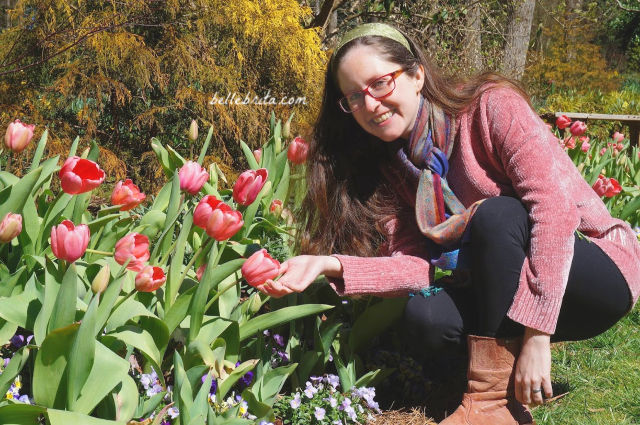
{"left": 336, "top": 45, "right": 425, "bottom": 142}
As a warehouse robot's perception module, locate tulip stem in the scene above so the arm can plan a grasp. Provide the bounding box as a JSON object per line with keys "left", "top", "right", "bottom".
{"left": 112, "top": 289, "right": 136, "bottom": 313}
{"left": 204, "top": 276, "right": 239, "bottom": 312}
{"left": 85, "top": 248, "right": 114, "bottom": 256}
{"left": 159, "top": 238, "right": 179, "bottom": 266}
{"left": 212, "top": 240, "right": 228, "bottom": 267}
{"left": 178, "top": 238, "right": 214, "bottom": 284}
{"left": 5, "top": 154, "right": 12, "bottom": 174}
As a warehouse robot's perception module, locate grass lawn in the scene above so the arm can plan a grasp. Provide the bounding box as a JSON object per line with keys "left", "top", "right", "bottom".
{"left": 532, "top": 303, "right": 640, "bottom": 424}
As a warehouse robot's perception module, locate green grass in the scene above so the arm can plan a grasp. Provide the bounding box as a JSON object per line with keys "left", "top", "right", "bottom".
{"left": 532, "top": 303, "right": 640, "bottom": 425}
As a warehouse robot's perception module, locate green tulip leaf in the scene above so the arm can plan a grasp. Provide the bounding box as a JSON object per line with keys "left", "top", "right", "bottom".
{"left": 0, "top": 273, "right": 40, "bottom": 329}
{"left": 47, "top": 407, "right": 127, "bottom": 425}
{"left": 239, "top": 304, "right": 334, "bottom": 341}
{"left": 198, "top": 126, "right": 214, "bottom": 165}
{"left": 166, "top": 212, "right": 193, "bottom": 306}
{"left": 49, "top": 263, "right": 79, "bottom": 333}
{"left": 239, "top": 140, "right": 260, "bottom": 170}
{"left": 0, "top": 403, "right": 46, "bottom": 425}
{"left": 0, "top": 346, "right": 30, "bottom": 397}
{"left": 67, "top": 294, "right": 99, "bottom": 409}
{"left": 252, "top": 363, "right": 297, "bottom": 406}
{"left": 0, "top": 165, "right": 43, "bottom": 220}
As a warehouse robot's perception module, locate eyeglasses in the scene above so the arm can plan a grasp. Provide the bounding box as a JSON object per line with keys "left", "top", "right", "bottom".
{"left": 338, "top": 69, "right": 405, "bottom": 113}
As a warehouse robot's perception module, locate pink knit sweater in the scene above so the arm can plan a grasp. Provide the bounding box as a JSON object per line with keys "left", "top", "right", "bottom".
{"left": 328, "top": 87, "right": 640, "bottom": 335}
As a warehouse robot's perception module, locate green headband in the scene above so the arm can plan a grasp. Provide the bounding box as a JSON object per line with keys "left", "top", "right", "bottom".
{"left": 331, "top": 23, "right": 412, "bottom": 64}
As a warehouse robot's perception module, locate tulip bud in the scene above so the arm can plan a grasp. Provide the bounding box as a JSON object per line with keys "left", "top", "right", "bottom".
{"left": 253, "top": 149, "right": 262, "bottom": 164}
{"left": 196, "top": 263, "right": 206, "bottom": 281}
{"left": 282, "top": 120, "right": 291, "bottom": 139}
{"left": 556, "top": 115, "right": 571, "bottom": 130}
{"left": 241, "top": 249, "right": 280, "bottom": 287}
{"left": 59, "top": 156, "right": 106, "bottom": 194}
{"left": 91, "top": 264, "right": 111, "bottom": 294}
{"left": 188, "top": 119, "right": 198, "bottom": 141}
{"left": 135, "top": 265, "right": 166, "bottom": 292}
{"left": 612, "top": 131, "right": 624, "bottom": 143}
{"left": 616, "top": 143, "right": 624, "bottom": 152}
{"left": 179, "top": 161, "right": 209, "bottom": 195}
{"left": 247, "top": 292, "right": 262, "bottom": 314}
{"left": 287, "top": 137, "right": 308, "bottom": 165}
{"left": 232, "top": 169, "right": 268, "bottom": 206}
{"left": 0, "top": 213, "right": 22, "bottom": 243}
{"left": 50, "top": 220, "right": 90, "bottom": 263}
{"left": 269, "top": 199, "right": 283, "bottom": 217}
{"left": 4, "top": 119, "right": 35, "bottom": 153}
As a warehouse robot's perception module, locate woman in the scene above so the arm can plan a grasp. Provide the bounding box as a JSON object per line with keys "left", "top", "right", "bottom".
{"left": 257, "top": 23, "right": 640, "bottom": 425}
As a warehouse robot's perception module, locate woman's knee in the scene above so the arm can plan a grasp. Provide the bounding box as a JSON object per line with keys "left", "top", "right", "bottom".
{"left": 404, "top": 293, "right": 465, "bottom": 354}
{"left": 469, "top": 196, "right": 529, "bottom": 245}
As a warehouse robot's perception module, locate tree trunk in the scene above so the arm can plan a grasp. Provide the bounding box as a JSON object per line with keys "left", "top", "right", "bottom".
{"left": 464, "top": 0, "right": 483, "bottom": 72}
{"left": 502, "top": 0, "right": 536, "bottom": 80}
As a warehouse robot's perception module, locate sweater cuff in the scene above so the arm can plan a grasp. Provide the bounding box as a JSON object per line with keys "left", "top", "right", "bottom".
{"left": 507, "top": 258, "right": 563, "bottom": 335}
{"left": 326, "top": 254, "right": 411, "bottom": 297}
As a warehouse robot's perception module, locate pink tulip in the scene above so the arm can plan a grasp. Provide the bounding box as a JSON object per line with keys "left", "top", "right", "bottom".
{"left": 59, "top": 156, "right": 106, "bottom": 194}
{"left": 114, "top": 233, "right": 150, "bottom": 272}
{"left": 193, "top": 195, "right": 244, "bottom": 241}
{"left": 580, "top": 139, "right": 590, "bottom": 152}
{"left": 612, "top": 132, "right": 624, "bottom": 143}
{"left": 0, "top": 213, "right": 22, "bottom": 243}
{"left": 4, "top": 120, "right": 35, "bottom": 153}
{"left": 241, "top": 249, "right": 281, "bottom": 287}
{"left": 592, "top": 174, "right": 622, "bottom": 198}
{"left": 50, "top": 220, "right": 90, "bottom": 262}
{"left": 287, "top": 136, "right": 309, "bottom": 165}
{"left": 556, "top": 115, "right": 571, "bottom": 130}
{"left": 179, "top": 161, "right": 209, "bottom": 195}
{"left": 616, "top": 143, "right": 624, "bottom": 152}
{"left": 270, "top": 199, "right": 283, "bottom": 216}
{"left": 135, "top": 265, "right": 166, "bottom": 292}
{"left": 569, "top": 120, "right": 587, "bottom": 137}
{"left": 111, "top": 179, "right": 146, "bottom": 211}
{"left": 196, "top": 263, "right": 206, "bottom": 281}
{"left": 233, "top": 169, "right": 268, "bottom": 206}
{"left": 253, "top": 149, "right": 262, "bottom": 163}
{"left": 599, "top": 147, "right": 607, "bottom": 156}
{"left": 564, "top": 136, "right": 576, "bottom": 150}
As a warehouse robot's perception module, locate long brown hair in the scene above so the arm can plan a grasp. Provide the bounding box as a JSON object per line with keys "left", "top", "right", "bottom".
{"left": 297, "top": 29, "right": 530, "bottom": 257}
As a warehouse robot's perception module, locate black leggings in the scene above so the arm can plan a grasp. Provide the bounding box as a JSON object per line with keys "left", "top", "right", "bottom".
{"left": 404, "top": 196, "right": 632, "bottom": 355}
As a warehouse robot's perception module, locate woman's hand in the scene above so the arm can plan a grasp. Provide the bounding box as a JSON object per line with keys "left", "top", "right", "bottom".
{"left": 514, "top": 327, "right": 553, "bottom": 406}
{"left": 257, "top": 255, "right": 343, "bottom": 298}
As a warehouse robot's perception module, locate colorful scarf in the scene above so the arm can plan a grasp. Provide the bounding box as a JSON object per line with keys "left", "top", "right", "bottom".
{"left": 394, "top": 95, "right": 484, "bottom": 270}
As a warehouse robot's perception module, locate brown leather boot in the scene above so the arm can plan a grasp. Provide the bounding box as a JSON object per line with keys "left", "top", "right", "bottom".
{"left": 439, "top": 335, "right": 535, "bottom": 425}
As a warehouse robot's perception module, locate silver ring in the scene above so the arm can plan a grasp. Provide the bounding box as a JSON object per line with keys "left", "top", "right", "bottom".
{"left": 532, "top": 388, "right": 542, "bottom": 393}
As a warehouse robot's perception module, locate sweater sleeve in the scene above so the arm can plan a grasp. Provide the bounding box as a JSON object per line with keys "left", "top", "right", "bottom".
{"left": 482, "top": 88, "right": 581, "bottom": 334}
{"left": 326, "top": 207, "right": 434, "bottom": 297}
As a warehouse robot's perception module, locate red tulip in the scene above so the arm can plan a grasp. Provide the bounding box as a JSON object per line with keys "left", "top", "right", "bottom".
{"left": 241, "top": 249, "right": 281, "bottom": 287}
{"left": 569, "top": 120, "right": 586, "bottom": 137}
{"left": 4, "top": 119, "right": 35, "bottom": 153}
{"left": 612, "top": 132, "right": 624, "bottom": 143}
{"left": 556, "top": 115, "right": 571, "bottom": 130}
{"left": 616, "top": 143, "right": 624, "bottom": 152}
{"left": 287, "top": 137, "right": 309, "bottom": 165}
{"left": 270, "top": 199, "right": 283, "bottom": 216}
{"left": 114, "top": 233, "right": 150, "bottom": 272}
{"left": 179, "top": 161, "right": 209, "bottom": 195}
{"left": 253, "top": 149, "right": 262, "bottom": 163}
{"left": 135, "top": 265, "right": 166, "bottom": 292}
{"left": 592, "top": 174, "right": 622, "bottom": 198}
{"left": 59, "top": 156, "right": 105, "bottom": 194}
{"left": 193, "top": 195, "right": 244, "bottom": 241}
{"left": 51, "top": 220, "right": 90, "bottom": 262}
{"left": 0, "top": 213, "right": 22, "bottom": 243}
{"left": 233, "top": 169, "right": 268, "bottom": 206}
{"left": 111, "top": 179, "right": 146, "bottom": 211}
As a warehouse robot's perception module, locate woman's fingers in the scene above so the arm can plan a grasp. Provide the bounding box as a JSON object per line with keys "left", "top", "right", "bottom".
{"left": 531, "top": 379, "right": 544, "bottom": 405}
{"left": 542, "top": 375, "right": 553, "bottom": 399}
